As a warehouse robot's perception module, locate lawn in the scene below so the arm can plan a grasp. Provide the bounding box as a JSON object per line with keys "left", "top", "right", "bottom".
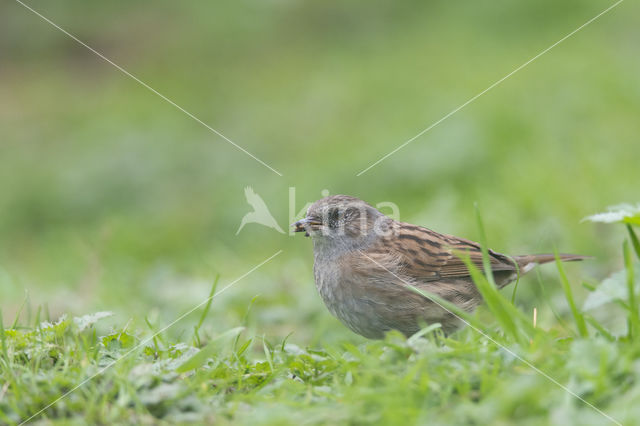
{"left": 1, "top": 0, "right": 639, "bottom": 424}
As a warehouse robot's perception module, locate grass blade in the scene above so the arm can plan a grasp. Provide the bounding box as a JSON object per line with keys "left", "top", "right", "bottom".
{"left": 406, "top": 285, "right": 485, "bottom": 332}
{"left": 197, "top": 274, "right": 220, "bottom": 330}
{"left": 144, "top": 316, "right": 162, "bottom": 350}
{"left": 505, "top": 254, "right": 522, "bottom": 303}
{"left": 555, "top": 252, "right": 588, "bottom": 337}
{"left": 535, "top": 269, "right": 571, "bottom": 332}
{"left": 474, "top": 203, "right": 496, "bottom": 288}
{"left": 0, "top": 308, "right": 8, "bottom": 361}
{"left": 11, "top": 291, "right": 29, "bottom": 329}
{"left": 460, "top": 254, "right": 534, "bottom": 342}
{"left": 623, "top": 240, "right": 638, "bottom": 338}
{"left": 262, "top": 334, "right": 274, "bottom": 372}
{"left": 584, "top": 314, "right": 615, "bottom": 342}
{"left": 627, "top": 224, "right": 640, "bottom": 261}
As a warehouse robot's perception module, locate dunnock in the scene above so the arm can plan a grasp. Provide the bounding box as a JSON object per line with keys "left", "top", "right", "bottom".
{"left": 293, "top": 195, "right": 587, "bottom": 339}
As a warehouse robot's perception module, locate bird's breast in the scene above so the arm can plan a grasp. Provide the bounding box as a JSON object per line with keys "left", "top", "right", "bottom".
{"left": 313, "top": 255, "right": 343, "bottom": 316}
{"left": 312, "top": 253, "right": 387, "bottom": 339}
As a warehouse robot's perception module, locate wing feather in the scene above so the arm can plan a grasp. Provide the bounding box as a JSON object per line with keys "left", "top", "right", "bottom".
{"left": 362, "top": 222, "right": 516, "bottom": 282}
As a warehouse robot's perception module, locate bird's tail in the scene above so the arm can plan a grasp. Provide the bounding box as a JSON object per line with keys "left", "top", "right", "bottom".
{"left": 514, "top": 253, "right": 591, "bottom": 273}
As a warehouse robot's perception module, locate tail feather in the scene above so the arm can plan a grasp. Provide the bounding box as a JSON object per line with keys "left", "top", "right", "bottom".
{"left": 514, "top": 253, "right": 591, "bottom": 273}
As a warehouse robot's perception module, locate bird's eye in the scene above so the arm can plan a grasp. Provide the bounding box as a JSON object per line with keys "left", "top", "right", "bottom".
{"left": 327, "top": 208, "right": 340, "bottom": 228}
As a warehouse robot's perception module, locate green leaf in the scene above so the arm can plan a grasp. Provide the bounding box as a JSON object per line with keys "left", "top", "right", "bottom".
{"left": 176, "top": 327, "right": 244, "bottom": 373}
{"left": 583, "top": 203, "right": 640, "bottom": 225}
{"left": 583, "top": 262, "right": 640, "bottom": 311}
{"left": 101, "top": 331, "right": 136, "bottom": 350}
{"left": 73, "top": 311, "right": 114, "bottom": 331}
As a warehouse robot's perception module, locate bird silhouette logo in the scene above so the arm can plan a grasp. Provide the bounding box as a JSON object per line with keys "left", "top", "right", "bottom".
{"left": 236, "top": 187, "right": 285, "bottom": 235}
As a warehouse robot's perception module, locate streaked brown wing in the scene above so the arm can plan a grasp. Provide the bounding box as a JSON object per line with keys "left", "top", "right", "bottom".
{"left": 369, "top": 222, "right": 516, "bottom": 281}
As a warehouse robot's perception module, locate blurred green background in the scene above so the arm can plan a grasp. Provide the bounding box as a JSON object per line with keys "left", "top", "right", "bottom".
{"left": 1, "top": 0, "right": 638, "bottom": 345}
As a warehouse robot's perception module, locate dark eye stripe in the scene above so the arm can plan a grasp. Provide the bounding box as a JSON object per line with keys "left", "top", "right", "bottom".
{"left": 398, "top": 233, "right": 442, "bottom": 249}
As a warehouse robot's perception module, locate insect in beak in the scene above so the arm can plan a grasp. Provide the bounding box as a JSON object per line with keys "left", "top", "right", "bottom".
{"left": 292, "top": 217, "right": 322, "bottom": 237}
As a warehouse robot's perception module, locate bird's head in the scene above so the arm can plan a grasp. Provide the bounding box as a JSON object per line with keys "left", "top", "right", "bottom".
{"left": 292, "top": 195, "right": 393, "bottom": 251}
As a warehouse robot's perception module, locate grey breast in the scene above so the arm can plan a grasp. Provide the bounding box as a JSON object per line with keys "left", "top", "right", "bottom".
{"left": 313, "top": 249, "right": 389, "bottom": 339}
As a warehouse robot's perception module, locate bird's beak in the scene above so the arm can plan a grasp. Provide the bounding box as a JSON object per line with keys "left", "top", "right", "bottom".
{"left": 292, "top": 217, "right": 322, "bottom": 236}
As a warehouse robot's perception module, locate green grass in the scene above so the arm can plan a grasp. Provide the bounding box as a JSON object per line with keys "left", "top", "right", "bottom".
{"left": 1, "top": 221, "right": 639, "bottom": 425}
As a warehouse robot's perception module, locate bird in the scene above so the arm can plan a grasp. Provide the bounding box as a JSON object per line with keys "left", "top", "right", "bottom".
{"left": 292, "top": 195, "right": 587, "bottom": 339}
{"left": 236, "top": 187, "right": 284, "bottom": 235}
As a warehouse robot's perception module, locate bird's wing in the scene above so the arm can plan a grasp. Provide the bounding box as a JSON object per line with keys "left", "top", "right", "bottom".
{"left": 361, "top": 222, "right": 516, "bottom": 282}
